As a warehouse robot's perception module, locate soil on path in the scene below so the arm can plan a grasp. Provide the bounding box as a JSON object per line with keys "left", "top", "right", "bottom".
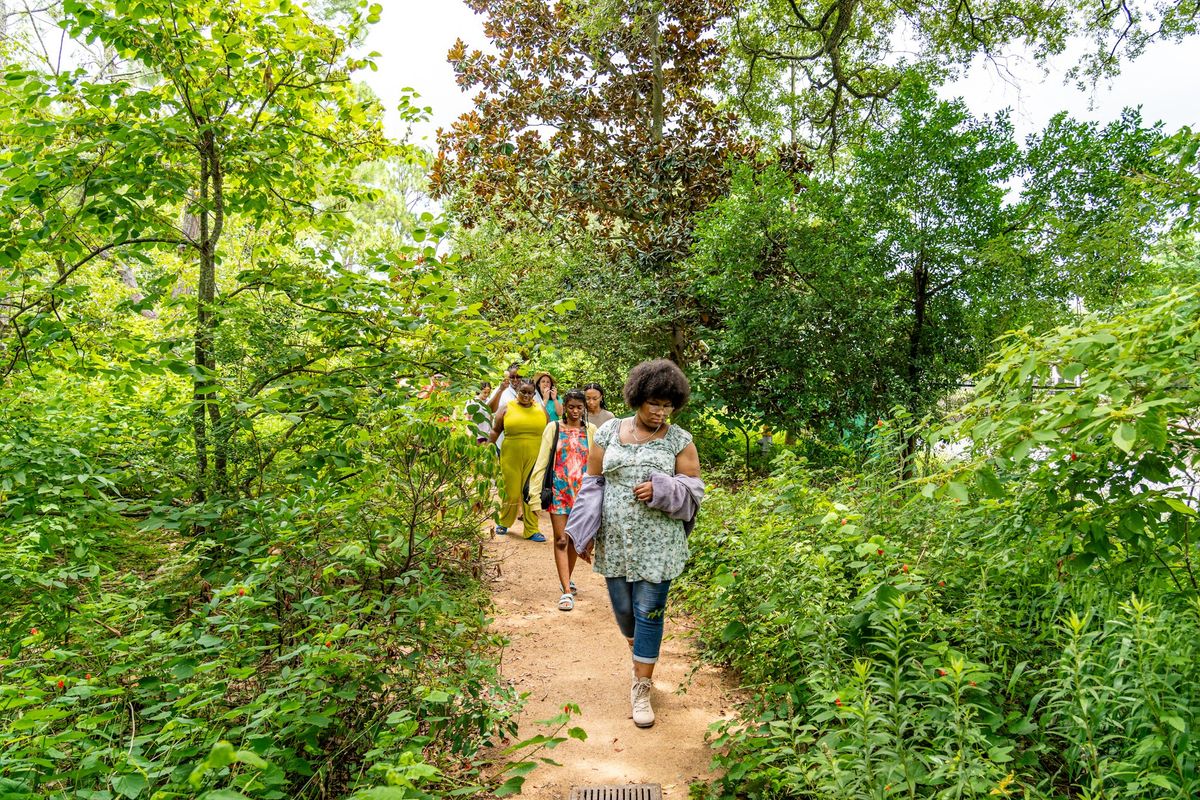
{"left": 486, "top": 513, "right": 739, "bottom": 799}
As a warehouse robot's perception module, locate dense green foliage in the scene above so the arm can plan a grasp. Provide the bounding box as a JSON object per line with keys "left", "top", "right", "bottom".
{"left": 688, "top": 82, "right": 1171, "bottom": 450}
{"left": 0, "top": 2, "right": 539, "bottom": 797}
{"left": 679, "top": 285, "right": 1200, "bottom": 799}
{"left": 720, "top": 0, "right": 1200, "bottom": 154}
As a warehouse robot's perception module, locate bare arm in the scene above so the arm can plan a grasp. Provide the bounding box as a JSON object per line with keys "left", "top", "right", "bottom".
{"left": 487, "top": 380, "right": 508, "bottom": 412}
{"left": 487, "top": 407, "right": 507, "bottom": 444}
{"left": 675, "top": 442, "right": 700, "bottom": 478}
{"left": 587, "top": 441, "right": 605, "bottom": 476}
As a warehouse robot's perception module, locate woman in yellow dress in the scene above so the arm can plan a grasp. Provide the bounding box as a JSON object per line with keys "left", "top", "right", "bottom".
{"left": 488, "top": 381, "right": 548, "bottom": 540}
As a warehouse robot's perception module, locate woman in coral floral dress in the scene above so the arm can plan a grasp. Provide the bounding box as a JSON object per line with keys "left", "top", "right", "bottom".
{"left": 530, "top": 389, "right": 597, "bottom": 611}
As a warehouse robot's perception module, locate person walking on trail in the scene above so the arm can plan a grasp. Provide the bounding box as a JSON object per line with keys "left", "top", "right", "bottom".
{"left": 488, "top": 363, "right": 523, "bottom": 413}
{"left": 582, "top": 382, "right": 615, "bottom": 426}
{"left": 488, "top": 381, "right": 548, "bottom": 541}
{"left": 488, "top": 363, "right": 523, "bottom": 449}
{"left": 528, "top": 389, "right": 597, "bottom": 612}
{"left": 533, "top": 372, "right": 563, "bottom": 422}
{"left": 574, "top": 360, "right": 702, "bottom": 728}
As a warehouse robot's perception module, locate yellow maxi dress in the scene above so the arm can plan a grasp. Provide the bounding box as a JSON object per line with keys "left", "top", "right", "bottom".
{"left": 498, "top": 401, "right": 546, "bottom": 535}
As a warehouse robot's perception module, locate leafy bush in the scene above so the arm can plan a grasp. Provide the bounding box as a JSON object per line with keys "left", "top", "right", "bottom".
{"left": 0, "top": 379, "right": 521, "bottom": 799}
{"left": 680, "top": 286, "right": 1200, "bottom": 799}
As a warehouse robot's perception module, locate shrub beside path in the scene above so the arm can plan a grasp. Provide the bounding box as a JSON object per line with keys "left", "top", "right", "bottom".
{"left": 486, "top": 511, "right": 739, "bottom": 799}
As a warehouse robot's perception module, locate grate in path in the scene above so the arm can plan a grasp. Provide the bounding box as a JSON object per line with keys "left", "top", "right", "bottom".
{"left": 569, "top": 785, "right": 663, "bottom": 800}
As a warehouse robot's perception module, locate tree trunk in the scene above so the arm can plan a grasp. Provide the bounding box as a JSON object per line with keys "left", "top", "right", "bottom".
{"left": 649, "top": 8, "right": 664, "bottom": 144}
{"left": 117, "top": 263, "right": 158, "bottom": 319}
{"left": 902, "top": 255, "right": 929, "bottom": 479}
{"left": 193, "top": 148, "right": 210, "bottom": 499}
{"left": 194, "top": 130, "right": 227, "bottom": 498}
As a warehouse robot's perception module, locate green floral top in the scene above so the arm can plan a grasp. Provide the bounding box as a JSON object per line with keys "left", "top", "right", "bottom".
{"left": 593, "top": 418, "right": 693, "bottom": 583}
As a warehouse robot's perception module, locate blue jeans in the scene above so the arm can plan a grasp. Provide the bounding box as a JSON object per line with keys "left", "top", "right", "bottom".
{"left": 605, "top": 578, "right": 672, "bottom": 664}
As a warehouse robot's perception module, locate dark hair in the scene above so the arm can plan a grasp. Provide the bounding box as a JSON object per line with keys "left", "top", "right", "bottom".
{"left": 582, "top": 382, "right": 607, "bottom": 409}
{"left": 514, "top": 379, "right": 536, "bottom": 393}
{"left": 531, "top": 372, "right": 555, "bottom": 392}
{"left": 562, "top": 389, "right": 588, "bottom": 424}
{"left": 622, "top": 359, "right": 690, "bottom": 410}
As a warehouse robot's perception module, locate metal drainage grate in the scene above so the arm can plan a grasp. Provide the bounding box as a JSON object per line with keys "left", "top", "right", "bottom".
{"left": 569, "top": 785, "right": 663, "bottom": 800}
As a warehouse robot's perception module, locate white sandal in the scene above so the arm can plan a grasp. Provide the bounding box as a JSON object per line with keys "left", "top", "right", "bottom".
{"left": 557, "top": 592, "right": 575, "bottom": 611}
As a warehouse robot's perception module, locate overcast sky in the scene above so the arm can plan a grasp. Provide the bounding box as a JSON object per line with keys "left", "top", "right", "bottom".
{"left": 361, "top": 1, "right": 1199, "bottom": 147}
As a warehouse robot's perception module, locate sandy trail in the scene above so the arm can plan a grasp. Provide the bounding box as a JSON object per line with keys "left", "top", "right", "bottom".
{"left": 485, "top": 513, "right": 738, "bottom": 799}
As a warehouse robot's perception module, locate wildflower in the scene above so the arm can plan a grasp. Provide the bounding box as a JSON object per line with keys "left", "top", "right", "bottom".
{"left": 85, "top": 673, "right": 92, "bottom": 680}
{"left": 57, "top": 680, "right": 64, "bottom": 689}
{"left": 30, "top": 627, "right": 38, "bottom": 636}
{"left": 969, "top": 681, "right": 977, "bottom": 687}
{"left": 841, "top": 518, "right": 849, "bottom": 526}
{"left": 901, "top": 564, "right": 909, "bottom": 573}
{"left": 1069, "top": 453, "right": 1078, "bottom": 461}
{"left": 938, "top": 580, "right": 945, "bottom": 587}
{"left": 834, "top": 698, "right": 842, "bottom": 707}
{"left": 563, "top": 705, "right": 571, "bottom": 714}
{"left": 877, "top": 548, "right": 885, "bottom": 556}
{"left": 325, "top": 641, "right": 333, "bottom": 648}
{"left": 937, "top": 668, "right": 947, "bottom": 677}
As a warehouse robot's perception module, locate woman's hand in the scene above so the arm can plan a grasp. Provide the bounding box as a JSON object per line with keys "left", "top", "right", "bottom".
{"left": 579, "top": 541, "right": 594, "bottom": 563}
{"left": 632, "top": 480, "right": 654, "bottom": 503}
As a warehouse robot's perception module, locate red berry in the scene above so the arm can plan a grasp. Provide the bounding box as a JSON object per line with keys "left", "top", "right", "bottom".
{"left": 85, "top": 673, "right": 92, "bottom": 680}
{"left": 237, "top": 588, "right": 246, "bottom": 596}
{"left": 563, "top": 705, "right": 571, "bottom": 714}
{"left": 325, "top": 641, "right": 333, "bottom": 648}
{"left": 938, "top": 580, "right": 945, "bottom": 587}
{"left": 56, "top": 680, "right": 64, "bottom": 689}
{"left": 30, "top": 627, "right": 38, "bottom": 636}
{"left": 937, "top": 668, "right": 947, "bottom": 676}
{"left": 1070, "top": 453, "right": 1078, "bottom": 461}
{"left": 834, "top": 698, "right": 842, "bottom": 706}
{"left": 877, "top": 548, "right": 885, "bottom": 556}
{"left": 901, "top": 564, "right": 909, "bottom": 573}
{"left": 841, "top": 518, "right": 849, "bottom": 526}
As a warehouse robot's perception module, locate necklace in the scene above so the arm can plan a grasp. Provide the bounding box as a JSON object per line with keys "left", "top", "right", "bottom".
{"left": 627, "top": 416, "right": 663, "bottom": 444}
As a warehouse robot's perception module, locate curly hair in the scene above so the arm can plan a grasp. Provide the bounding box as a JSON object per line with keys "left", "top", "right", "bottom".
{"left": 622, "top": 359, "right": 690, "bottom": 410}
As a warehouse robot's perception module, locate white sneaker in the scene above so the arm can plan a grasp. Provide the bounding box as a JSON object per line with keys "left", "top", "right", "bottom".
{"left": 631, "top": 676, "right": 654, "bottom": 728}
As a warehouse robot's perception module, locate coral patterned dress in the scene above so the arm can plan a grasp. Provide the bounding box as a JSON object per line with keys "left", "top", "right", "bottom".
{"left": 549, "top": 426, "right": 590, "bottom": 516}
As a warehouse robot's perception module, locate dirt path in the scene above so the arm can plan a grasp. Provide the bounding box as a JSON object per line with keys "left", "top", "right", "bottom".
{"left": 485, "top": 513, "right": 739, "bottom": 799}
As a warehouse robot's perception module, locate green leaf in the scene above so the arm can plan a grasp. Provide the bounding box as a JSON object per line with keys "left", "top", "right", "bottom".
{"left": 1162, "top": 715, "right": 1187, "bottom": 732}
{"left": 494, "top": 776, "right": 526, "bottom": 797}
{"left": 349, "top": 789, "right": 416, "bottom": 800}
{"left": 945, "top": 481, "right": 969, "bottom": 504}
{"left": 1163, "top": 497, "right": 1197, "bottom": 516}
{"left": 1113, "top": 422, "right": 1136, "bottom": 453}
{"left": 975, "top": 467, "right": 1004, "bottom": 498}
{"left": 112, "top": 773, "right": 147, "bottom": 799}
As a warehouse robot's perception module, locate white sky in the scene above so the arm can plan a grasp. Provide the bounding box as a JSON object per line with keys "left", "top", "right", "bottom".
{"left": 360, "top": 1, "right": 1199, "bottom": 146}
